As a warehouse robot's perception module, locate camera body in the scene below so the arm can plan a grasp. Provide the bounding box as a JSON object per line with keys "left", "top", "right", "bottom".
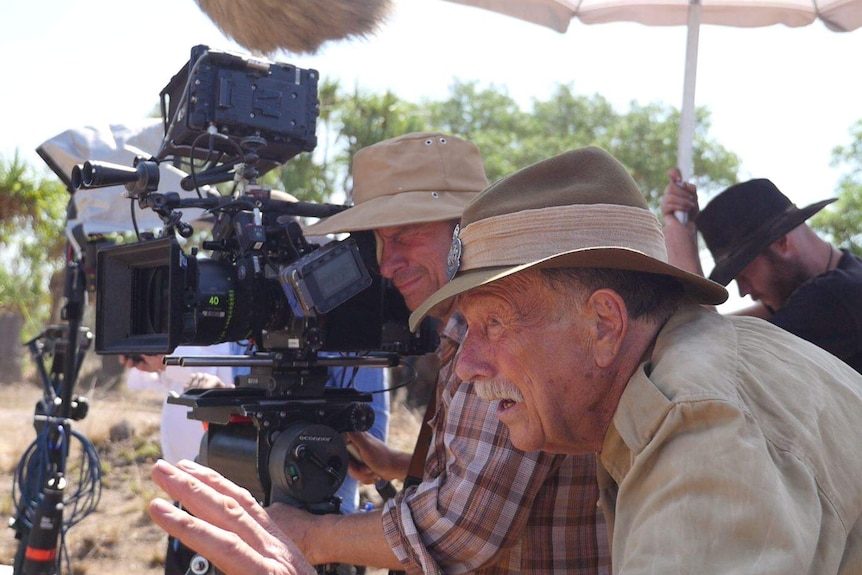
{"left": 88, "top": 45, "right": 433, "bottom": 361}
{"left": 93, "top": 199, "right": 420, "bottom": 358}
{"left": 75, "top": 46, "right": 437, "bottom": 515}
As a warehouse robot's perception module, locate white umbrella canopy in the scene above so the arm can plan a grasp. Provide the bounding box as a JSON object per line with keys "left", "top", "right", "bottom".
{"left": 36, "top": 119, "right": 209, "bottom": 238}
{"left": 442, "top": 0, "right": 862, "bottom": 182}
{"left": 443, "top": 1, "right": 862, "bottom": 32}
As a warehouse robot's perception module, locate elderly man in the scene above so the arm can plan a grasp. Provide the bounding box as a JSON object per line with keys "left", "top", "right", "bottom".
{"left": 409, "top": 147, "right": 862, "bottom": 573}
{"left": 147, "top": 133, "right": 608, "bottom": 575}
{"left": 661, "top": 171, "right": 862, "bottom": 372}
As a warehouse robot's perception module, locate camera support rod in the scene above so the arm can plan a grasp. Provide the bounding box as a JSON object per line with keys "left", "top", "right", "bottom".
{"left": 164, "top": 353, "right": 398, "bottom": 370}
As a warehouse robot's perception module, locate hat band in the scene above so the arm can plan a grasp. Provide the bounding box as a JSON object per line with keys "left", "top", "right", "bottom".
{"left": 460, "top": 204, "right": 668, "bottom": 271}
{"left": 710, "top": 204, "right": 801, "bottom": 266}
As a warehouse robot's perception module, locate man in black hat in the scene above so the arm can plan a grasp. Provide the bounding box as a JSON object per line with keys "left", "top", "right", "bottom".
{"left": 661, "top": 169, "right": 862, "bottom": 372}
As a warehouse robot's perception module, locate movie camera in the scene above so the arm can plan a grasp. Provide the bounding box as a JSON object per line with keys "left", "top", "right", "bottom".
{"left": 71, "top": 45, "right": 436, "bottom": 525}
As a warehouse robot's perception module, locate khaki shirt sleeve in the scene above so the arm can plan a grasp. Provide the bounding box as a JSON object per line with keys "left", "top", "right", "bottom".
{"left": 610, "top": 397, "right": 824, "bottom": 574}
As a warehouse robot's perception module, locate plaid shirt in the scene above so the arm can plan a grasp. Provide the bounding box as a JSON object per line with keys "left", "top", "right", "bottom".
{"left": 383, "top": 313, "right": 609, "bottom": 574}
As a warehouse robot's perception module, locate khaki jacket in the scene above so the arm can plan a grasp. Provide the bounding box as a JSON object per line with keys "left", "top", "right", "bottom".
{"left": 599, "top": 305, "right": 862, "bottom": 574}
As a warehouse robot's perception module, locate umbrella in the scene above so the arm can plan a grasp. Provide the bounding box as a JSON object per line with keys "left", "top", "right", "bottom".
{"left": 441, "top": 0, "right": 862, "bottom": 184}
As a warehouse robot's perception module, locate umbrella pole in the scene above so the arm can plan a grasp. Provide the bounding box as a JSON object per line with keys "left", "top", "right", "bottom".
{"left": 675, "top": 0, "right": 701, "bottom": 223}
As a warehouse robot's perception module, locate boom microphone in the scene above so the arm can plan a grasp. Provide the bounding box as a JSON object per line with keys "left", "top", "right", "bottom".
{"left": 194, "top": 0, "right": 393, "bottom": 54}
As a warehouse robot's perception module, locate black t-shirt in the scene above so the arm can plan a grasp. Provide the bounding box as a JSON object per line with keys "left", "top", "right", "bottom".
{"left": 770, "top": 250, "right": 862, "bottom": 373}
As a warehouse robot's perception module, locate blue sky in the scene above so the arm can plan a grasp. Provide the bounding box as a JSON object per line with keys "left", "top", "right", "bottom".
{"left": 2, "top": 0, "right": 861, "bottom": 309}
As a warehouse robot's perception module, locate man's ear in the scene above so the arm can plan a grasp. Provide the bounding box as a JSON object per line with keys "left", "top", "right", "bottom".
{"left": 585, "top": 289, "right": 627, "bottom": 368}
{"left": 770, "top": 233, "right": 792, "bottom": 257}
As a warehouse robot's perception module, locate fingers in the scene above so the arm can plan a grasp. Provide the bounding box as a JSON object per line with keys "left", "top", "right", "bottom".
{"left": 661, "top": 189, "right": 695, "bottom": 215}
{"left": 148, "top": 498, "right": 313, "bottom": 575}
{"left": 185, "top": 373, "right": 227, "bottom": 390}
{"left": 130, "top": 354, "right": 166, "bottom": 373}
{"left": 345, "top": 430, "right": 378, "bottom": 452}
{"left": 151, "top": 460, "right": 272, "bottom": 549}
{"left": 148, "top": 497, "right": 258, "bottom": 575}
{"left": 345, "top": 432, "right": 380, "bottom": 472}
{"left": 170, "top": 459, "right": 271, "bottom": 524}
{"left": 149, "top": 460, "right": 315, "bottom": 575}
{"left": 345, "top": 436, "right": 382, "bottom": 483}
{"left": 661, "top": 174, "right": 699, "bottom": 221}
{"left": 347, "top": 457, "right": 379, "bottom": 484}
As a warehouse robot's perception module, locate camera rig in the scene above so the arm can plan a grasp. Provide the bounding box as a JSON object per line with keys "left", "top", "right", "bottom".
{"left": 71, "top": 46, "right": 437, "bottom": 543}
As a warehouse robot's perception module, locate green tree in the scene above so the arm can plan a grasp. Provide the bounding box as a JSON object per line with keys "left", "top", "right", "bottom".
{"left": 811, "top": 118, "right": 862, "bottom": 254}
{"left": 274, "top": 79, "right": 343, "bottom": 203}
{"left": 0, "top": 153, "right": 68, "bottom": 337}
{"left": 427, "top": 82, "right": 740, "bottom": 206}
{"left": 423, "top": 80, "right": 530, "bottom": 181}
{"left": 282, "top": 79, "right": 742, "bottom": 212}
{"left": 277, "top": 80, "right": 426, "bottom": 202}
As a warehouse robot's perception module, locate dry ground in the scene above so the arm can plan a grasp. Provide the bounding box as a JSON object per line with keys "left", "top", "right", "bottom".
{"left": 0, "top": 377, "right": 421, "bottom": 575}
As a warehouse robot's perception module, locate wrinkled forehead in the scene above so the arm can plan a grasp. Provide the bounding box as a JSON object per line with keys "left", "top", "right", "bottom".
{"left": 456, "top": 270, "right": 549, "bottom": 313}
{"left": 373, "top": 223, "right": 421, "bottom": 241}
{"left": 373, "top": 223, "right": 423, "bottom": 262}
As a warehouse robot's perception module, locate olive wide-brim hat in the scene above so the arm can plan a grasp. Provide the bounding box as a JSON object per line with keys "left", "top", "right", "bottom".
{"left": 697, "top": 179, "right": 836, "bottom": 286}
{"left": 304, "top": 132, "right": 489, "bottom": 235}
{"left": 409, "top": 146, "right": 728, "bottom": 331}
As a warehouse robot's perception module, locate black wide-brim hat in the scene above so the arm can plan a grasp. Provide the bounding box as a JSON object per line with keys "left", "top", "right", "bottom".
{"left": 697, "top": 179, "right": 836, "bottom": 286}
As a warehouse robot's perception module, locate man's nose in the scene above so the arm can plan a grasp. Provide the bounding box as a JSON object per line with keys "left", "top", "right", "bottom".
{"left": 735, "top": 277, "right": 750, "bottom": 298}
{"left": 378, "top": 241, "right": 406, "bottom": 279}
{"left": 455, "top": 332, "right": 493, "bottom": 383}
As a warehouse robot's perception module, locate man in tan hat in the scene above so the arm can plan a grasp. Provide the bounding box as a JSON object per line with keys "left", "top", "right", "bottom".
{"left": 661, "top": 170, "right": 862, "bottom": 372}
{"left": 406, "top": 146, "right": 862, "bottom": 573}
{"left": 146, "top": 133, "right": 608, "bottom": 575}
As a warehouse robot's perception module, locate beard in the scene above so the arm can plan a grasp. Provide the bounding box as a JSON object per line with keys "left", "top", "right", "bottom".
{"left": 761, "top": 250, "right": 812, "bottom": 310}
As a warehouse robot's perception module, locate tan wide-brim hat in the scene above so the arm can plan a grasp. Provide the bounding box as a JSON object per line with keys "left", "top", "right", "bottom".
{"left": 409, "top": 146, "right": 728, "bottom": 331}
{"left": 303, "top": 132, "right": 489, "bottom": 235}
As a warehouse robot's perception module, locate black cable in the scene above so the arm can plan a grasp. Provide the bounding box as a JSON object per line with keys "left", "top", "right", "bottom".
{"left": 130, "top": 195, "right": 140, "bottom": 240}
{"left": 13, "top": 422, "right": 102, "bottom": 526}
{"left": 12, "top": 417, "right": 102, "bottom": 574}
{"left": 322, "top": 352, "right": 419, "bottom": 395}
